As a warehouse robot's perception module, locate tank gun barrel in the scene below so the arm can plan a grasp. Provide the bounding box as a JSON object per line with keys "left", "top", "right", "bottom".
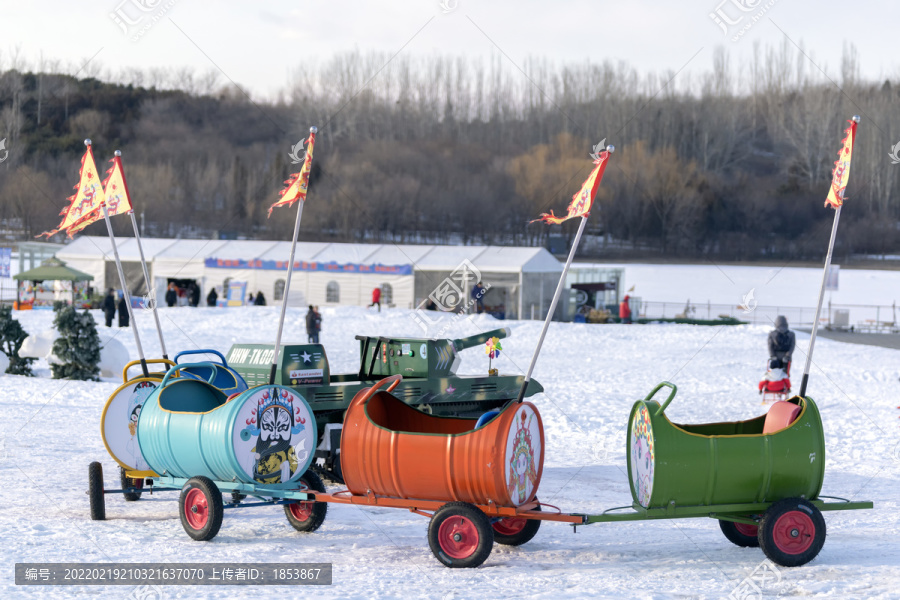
{"left": 452, "top": 327, "right": 510, "bottom": 352}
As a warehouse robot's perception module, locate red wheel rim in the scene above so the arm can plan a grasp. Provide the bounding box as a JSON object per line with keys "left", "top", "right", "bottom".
{"left": 437, "top": 516, "right": 479, "bottom": 559}
{"left": 493, "top": 517, "right": 527, "bottom": 536}
{"left": 734, "top": 522, "right": 758, "bottom": 537}
{"left": 289, "top": 480, "right": 313, "bottom": 522}
{"left": 289, "top": 502, "right": 313, "bottom": 521}
{"left": 772, "top": 511, "right": 815, "bottom": 554}
{"left": 184, "top": 488, "right": 209, "bottom": 530}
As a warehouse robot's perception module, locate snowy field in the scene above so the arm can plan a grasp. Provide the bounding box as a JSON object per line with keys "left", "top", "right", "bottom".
{"left": 1, "top": 304, "right": 898, "bottom": 599}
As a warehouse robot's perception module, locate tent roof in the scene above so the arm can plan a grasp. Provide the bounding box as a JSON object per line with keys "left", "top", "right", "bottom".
{"left": 14, "top": 257, "right": 93, "bottom": 281}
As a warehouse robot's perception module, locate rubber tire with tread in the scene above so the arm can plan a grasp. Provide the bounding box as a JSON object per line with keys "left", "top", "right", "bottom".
{"left": 178, "top": 476, "right": 224, "bottom": 541}
{"left": 284, "top": 470, "right": 328, "bottom": 533}
{"left": 492, "top": 500, "right": 541, "bottom": 546}
{"left": 120, "top": 466, "right": 143, "bottom": 501}
{"left": 88, "top": 462, "right": 106, "bottom": 521}
{"left": 428, "top": 502, "right": 494, "bottom": 568}
{"left": 758, "top": 498, "right": 826, "bottom": 567}
{"left": 719, "top": 518, "right": 760, "bottom": 547}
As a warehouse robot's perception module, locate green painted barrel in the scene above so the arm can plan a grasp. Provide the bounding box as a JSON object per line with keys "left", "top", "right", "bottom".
{"left": 626, "top": 383, "right": 825, "bottom": 509}
{"left": 137, "top": 363, "right": 318, "bottom": 489}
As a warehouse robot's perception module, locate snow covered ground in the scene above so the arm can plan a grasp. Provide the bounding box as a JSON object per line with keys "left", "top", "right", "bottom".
{"left": 1, "top": 304, "right": 898, "bottom": 599}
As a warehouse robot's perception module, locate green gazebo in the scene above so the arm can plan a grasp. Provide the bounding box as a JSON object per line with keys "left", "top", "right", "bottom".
{"left": 13, "top": 257, "right": 94, "bottom": 310}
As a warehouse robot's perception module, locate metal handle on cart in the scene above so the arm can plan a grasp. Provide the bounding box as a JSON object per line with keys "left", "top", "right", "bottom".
{"left": 159, "top": 362, "right": 219, "bottom": 387}
{"left": 123, "top": 358, "right": 176, "bottom": 382}
{"left": 643, "top": 381, "right": 678, "bottom": 416}
{"left": 174, "top": 349, "right": 229, "bottom": 366}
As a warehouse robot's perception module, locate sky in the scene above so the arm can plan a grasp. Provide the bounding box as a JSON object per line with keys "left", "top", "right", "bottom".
{"left": 1, "top": 0, "right": 898, "bottom": 99}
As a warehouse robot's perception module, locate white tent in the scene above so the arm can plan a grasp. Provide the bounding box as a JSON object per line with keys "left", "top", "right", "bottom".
{"left": 55, "top": 237, "right": 562, "bottom": 316}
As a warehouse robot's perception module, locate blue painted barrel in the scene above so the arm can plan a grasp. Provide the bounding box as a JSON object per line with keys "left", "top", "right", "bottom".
{"left": 137, "top": 364, "right": 317, "bottom": 490}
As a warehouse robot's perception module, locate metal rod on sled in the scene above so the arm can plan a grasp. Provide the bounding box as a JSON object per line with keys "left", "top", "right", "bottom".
{"left": 99, "top": 180, "right": 149, "bottom": 377}
{"left": 515, "top": 214, "right": 589, "bottom": 403}
{"left": 119, "top": 151, "right": 168, "bottom": 362}
{"left": 270, "top": 126, "right": 316, "bottom": 385}
{"left": 799, "top": 204, "right": 841, "bottom": 398}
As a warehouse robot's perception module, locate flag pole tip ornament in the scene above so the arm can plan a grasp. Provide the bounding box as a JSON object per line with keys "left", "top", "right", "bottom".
{"left": 310, "top": 126, "right": 318, "bottom": 133}
{"left": 115, "top": 150, "right": 122, "bottom": 157}
{"left": 852, "top": 115, "right": 861, "bottom": 123}
{"left": 84, "top": 139, "right": 91, "bottom": 146}
{"left": 606, "top": 145, "right": 615, "bottom": 153}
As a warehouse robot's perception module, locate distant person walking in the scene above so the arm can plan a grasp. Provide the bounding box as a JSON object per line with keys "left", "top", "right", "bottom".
{"left": 117, "top": 294, "right": 129, "bottom": 328}
{"left": 206, "top": 287, "right": 218, "bottom": 307}
{"left": 768, "top": 315, "right": 796, "bottom": 374}
{"left": 165, "top": 283, "right": 177, "bottom": 308}
{"left": 306, "top": 305, "right": 318, "bottom": 343}
{"left": 247, "top": 292, "right": 255, "bottom": 305}
{"left": 471, "top": 282, "right": 485, "bottom": 314}
{"left": 619, "top": 294, "right": 632, "bottom": 324}
{"left": 369, "top": 287, "right": 381, "bottom": 312}
{"left": 103, "top": 289, "right": 116, "bottom": 327}
{"left": 254, "top": 291, "right": 266, "bottom": 306}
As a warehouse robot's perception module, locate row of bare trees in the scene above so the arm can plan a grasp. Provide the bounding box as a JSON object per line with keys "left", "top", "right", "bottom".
{"left": 1, "top": 44, "right": 899, "bottom": 259}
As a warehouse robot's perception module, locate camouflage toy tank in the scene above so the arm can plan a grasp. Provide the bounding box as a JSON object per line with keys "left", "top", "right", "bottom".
{"left": 226, "top": 327, "right": 542, "bottom": 481}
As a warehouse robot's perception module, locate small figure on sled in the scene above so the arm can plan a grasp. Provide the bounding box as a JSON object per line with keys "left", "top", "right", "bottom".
{"left": 759, "top": 316, "right": 795, "bottom": 403}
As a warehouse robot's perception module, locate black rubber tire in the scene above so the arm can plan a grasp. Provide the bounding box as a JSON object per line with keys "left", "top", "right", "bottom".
{"left": 179, "top": 477, "right": 224, "bottom": 541}
{"left": 719, "top": 518, "right": 760, "bottom": 547}
{"left": 284, "top": 470, "right": 328, "bottom": 533}
{"left": 428, "top": 502, "right": 494, "bottom": 568}
{"left": 758, "top": 498, "right": 826, "bottom": 567}
{"left": 492, "top": 500, "right": 541, "bottom": 546}
{"left": 88, "top": 462, "right": 106, "bottom": 521}
{"left": 119, "top": 466, "right": 143, "bottom": 501}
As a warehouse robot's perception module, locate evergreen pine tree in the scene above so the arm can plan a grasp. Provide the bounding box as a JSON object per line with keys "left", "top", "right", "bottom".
{"left": 0, "top": 305, "right": 36, "bottom": 376}
{"left": 50, "top": 301, "right": 101, "bottom": 381}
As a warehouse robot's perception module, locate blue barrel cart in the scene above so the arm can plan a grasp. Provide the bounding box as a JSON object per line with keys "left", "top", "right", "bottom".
{"left": 90, "top": 363, "right": 326, "bottom": 537}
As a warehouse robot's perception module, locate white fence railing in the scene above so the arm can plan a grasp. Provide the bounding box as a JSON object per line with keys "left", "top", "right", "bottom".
{"left": 637, "top": 301, "right": 899, "bottom": 329}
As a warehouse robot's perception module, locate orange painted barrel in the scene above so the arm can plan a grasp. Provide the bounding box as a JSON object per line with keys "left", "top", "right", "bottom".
{"left": 341, "top": 376, "right": 544, "bottom": 507}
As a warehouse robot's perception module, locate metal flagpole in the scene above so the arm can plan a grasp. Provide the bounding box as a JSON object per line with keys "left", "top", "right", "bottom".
{"left": 102, "top": 201, "right": 149, "bottom": 377}
{"left": 116, "top": 151, "right": 168, "bottom": 361}
{"left": 515, "top": 214, "right": 589, "bottom": 403}
{"left": 130, "top": 208, "right": 167, "bottom": 360}
{"left": 799, "top": 205, "right": 841, "bottom": 398}
{"left": 269, "top": 126, "right": 316, "bottom": 385}
{"left": 799, "top": 114, "right": 859, "bottom": 397}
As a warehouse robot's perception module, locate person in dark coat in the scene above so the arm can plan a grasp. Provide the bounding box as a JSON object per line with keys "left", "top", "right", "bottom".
{"left": 117, "top": 294, "right": 129, "bottom": 328}
{"left": 189, "top": 282, "right": 200, "bottom": 307}
{"left": 254, "top": 291, "right": 266, "bottom": 306}
{"left": 103, "top": 289, "right": 116, "bottom": 327}
{"left": 306, "top": 305, "right": 317, "bottom": 343}
{"left": 471, "top": 282, "right": 485, "bottom": 313}
{"left": 768, "top": 315, "right": 796, "bottom": 373}
{"left": 313, "top": 306, "right": 322, "bottom": 341}
{"left": 165, "top": 283, "right": 177, "bottom": 308}
{"left": 619, "top": 295, "right": 632, "bottom": 324}
{"left": 206, "top": 287, "right": 218, "bottom": 307}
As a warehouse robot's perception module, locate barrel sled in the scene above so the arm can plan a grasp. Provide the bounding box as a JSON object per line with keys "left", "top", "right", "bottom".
{"left": 627, "top": 384, "right": 825, "bottom": 509}
{"left": 137, "top": 364, "right": 317, "bottom": 489}
{"left": 341, "top": 376, "right": 544, "bottom": 507}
